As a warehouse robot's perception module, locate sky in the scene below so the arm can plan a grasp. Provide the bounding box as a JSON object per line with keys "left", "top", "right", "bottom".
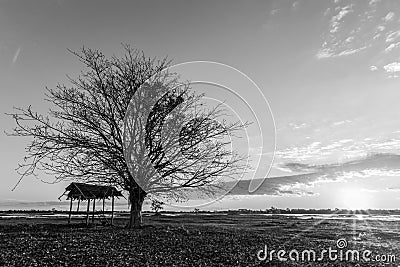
{"left": 1, "top": 0, "right": 400, "bottom": 210}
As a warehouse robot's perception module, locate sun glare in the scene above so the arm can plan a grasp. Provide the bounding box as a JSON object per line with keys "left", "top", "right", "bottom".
{"left": 339, "top": 187, "right": 371, "bottom": 210}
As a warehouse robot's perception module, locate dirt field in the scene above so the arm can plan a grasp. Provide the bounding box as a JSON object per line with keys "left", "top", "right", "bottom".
{"left": 0, "top": 213, "right": 399, "bottom": 266}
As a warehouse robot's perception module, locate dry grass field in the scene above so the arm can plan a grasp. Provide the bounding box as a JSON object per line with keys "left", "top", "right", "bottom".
{"left": 0, "top": 213, "right": 399, "bottom": 266}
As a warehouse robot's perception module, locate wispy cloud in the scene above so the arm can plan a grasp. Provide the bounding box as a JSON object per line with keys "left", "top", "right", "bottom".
{"left": 289, "top": 122, "right": 307, "bottom": 130}
{"left": 373, "top": 25, "right": 385, "bottom": 39}
{"left": 323, "top": 7, "right": 331, "bottom": 17}
{"left": 275, "top": 141, "right": 324, "bottom": 162}
{"left": 383, "top": 62, "right": 400, "bottom": 77}
{"left": 384, "top": 41, "right": 400, "bottom": 53}
{"left": 385, "top": 30, "right": 400, "bottom": 42}
{"left": 316, "top": 46, "right": 367, "bottom": 59}
{"left": 316, "top": 1, "right": 400, "bottom": 63}
{"left": 229, "top": 153, "right": 400, "bottom": 196}
{"left": 369, "top": 0, "right": 381, "bottom": 6}
{"left": 316, "top": 47, "right": 334, "bottom": 59}
{"left": 12, "top": 46, "right": 21, "bottom": 64}
{"left": 316, "top": 3, "right": 374, "bottom": 59}
{"left": 329, "top": 5, "right": 353, "bottom": 34}
{"left": 274, "top": 137, "right": 400, "bottom": 165}
{"left": 292, "top": 1, "right": 299, "bottom": 10}
{"left": 369, "top": 65, "right": 378, "bottom": 71}
{"left": 383, "top": 12, "right": 395, "bottom": 22}
{"left": 270, "top": 9, "right": 279, "bottom": 16}
{"left": 340, "top": 46, "right": 367, "bottom": 56}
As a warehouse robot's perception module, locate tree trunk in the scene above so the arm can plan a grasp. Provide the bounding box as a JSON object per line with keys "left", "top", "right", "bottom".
{"left": 128, "top": 187, "right": 146, "bottom": 229}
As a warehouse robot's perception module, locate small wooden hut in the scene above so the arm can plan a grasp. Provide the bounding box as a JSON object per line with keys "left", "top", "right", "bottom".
{"left": 59, "top": 182, "right": 123, "bottom": 226}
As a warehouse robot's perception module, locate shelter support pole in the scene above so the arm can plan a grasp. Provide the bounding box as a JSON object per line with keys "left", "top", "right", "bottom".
{"left": 111, "top": 195, "right": 115, "bottom": 226}
{"left": 92, "top": 198, "right": 96, "bottom": 224}
{"left": 103, "top": 197, "right": 105, "bottom": 218}
{"left": 86, "top": 199, "right": 90, "bottom": 226}
{"left": 68, "top": 198, "right": 73, "bottom": 224}
{"left": 77, "top": 197, "right": 81, "bottom": 212}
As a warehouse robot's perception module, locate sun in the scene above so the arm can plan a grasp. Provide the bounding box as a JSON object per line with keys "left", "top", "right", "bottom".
{"left": 339, "top": 187, "right": 371, "bottom": 210}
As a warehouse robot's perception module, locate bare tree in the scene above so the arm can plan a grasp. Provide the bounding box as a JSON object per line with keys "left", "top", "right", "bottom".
{"left": 7, "top": 45, "right": 246, "bottom": 228}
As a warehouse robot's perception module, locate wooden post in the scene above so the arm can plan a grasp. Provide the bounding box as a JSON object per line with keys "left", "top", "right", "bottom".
{"left": 111, "top": 195, "right": 115, "bottom": 226}
{"left": 77, "top": 197, "right": 81, "bottom": 212}
{"left": 102, "top": 197, "right": 105, "bottom": 218}
{"left": 92, "top": 198, "right": 96, "bottom": 224}
{"left": 86, "top": 199, "right": 91, "bottom": 226}
{"left": 68, "top": 198, "right": 73, "bottom": 224}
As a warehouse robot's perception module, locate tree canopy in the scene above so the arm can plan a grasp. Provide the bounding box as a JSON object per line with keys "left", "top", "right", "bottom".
{"left": 8, "top": 45, "right": 247, "bottom": 227}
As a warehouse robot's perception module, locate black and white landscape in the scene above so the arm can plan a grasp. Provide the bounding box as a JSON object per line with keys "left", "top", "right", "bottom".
{"left": 0, "top": 1, "right": 399, "bottom": 266}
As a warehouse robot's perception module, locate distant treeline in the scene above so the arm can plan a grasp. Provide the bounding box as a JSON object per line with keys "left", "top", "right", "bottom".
{"left": 203, "top": 208, "right": 400, "bottom": 215}
{"left": 2, "top": 208, "right": 400, "bottom": 215}
{"left": 160, "top": 208, "right": 400, "bottom": 215}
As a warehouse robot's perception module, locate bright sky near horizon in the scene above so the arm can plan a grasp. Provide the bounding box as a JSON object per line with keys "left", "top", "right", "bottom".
{"left": 1, "top": 0, "right": 400, "bottom": 210}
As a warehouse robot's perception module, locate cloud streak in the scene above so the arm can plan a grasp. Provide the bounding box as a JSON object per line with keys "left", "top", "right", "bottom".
{"left": 12, "top": 46, "right": 21, "bottom": 64}
{"left": 383, "top": 12, "right": 395, "bottom": 22}
{"left": 229, "top": 153, "right": 400, "bottom": 196}
{"left": 316, "top": 0, "right": 400, "bottom": 65}
{"left": 383, "top": 62, "right": 400, "bottom": 77}
{"left": 329, "top": 5, "right": 353, "bottom": 34}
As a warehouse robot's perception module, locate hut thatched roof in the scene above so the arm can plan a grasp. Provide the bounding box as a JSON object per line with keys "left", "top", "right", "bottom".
{"left": 60, "top": 182, "right": 124, "bottom": 200}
